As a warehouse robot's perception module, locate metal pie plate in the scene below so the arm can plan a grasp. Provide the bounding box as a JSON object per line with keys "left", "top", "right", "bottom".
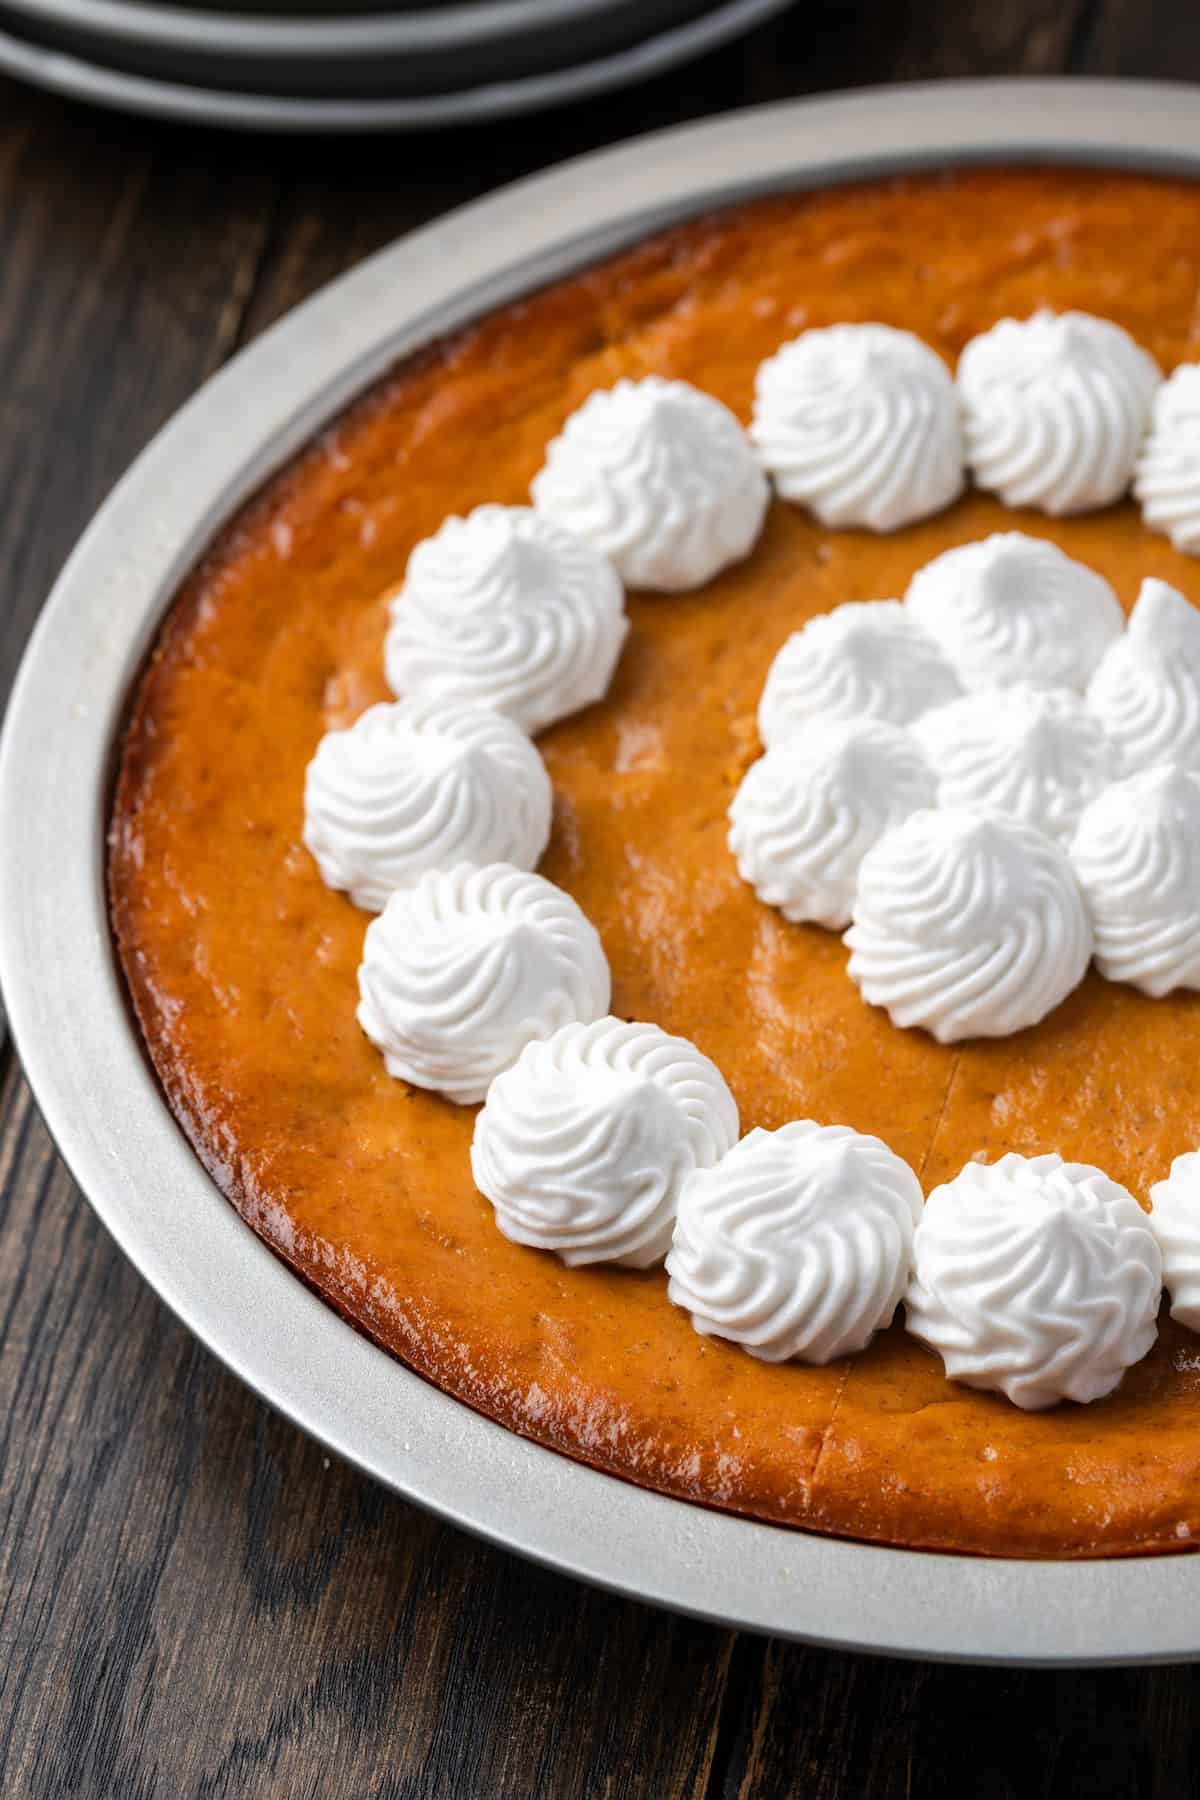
{"left": 3, "top": 80, "right": 1200, "bottom": 1665}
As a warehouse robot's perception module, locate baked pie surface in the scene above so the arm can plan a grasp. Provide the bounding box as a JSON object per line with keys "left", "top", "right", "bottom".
{"left": 110, "top": 168, "right": 1200, "bottom": 1558}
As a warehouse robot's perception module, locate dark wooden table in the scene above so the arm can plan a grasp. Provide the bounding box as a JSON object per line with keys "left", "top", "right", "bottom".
{"left": 4, "top": 4, "right": 1200, "bottom": 1794}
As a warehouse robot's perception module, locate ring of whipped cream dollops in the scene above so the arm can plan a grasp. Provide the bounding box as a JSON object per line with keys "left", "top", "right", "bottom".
{"left": 298, "top": 316, "right": 1200, "bottom": 1412}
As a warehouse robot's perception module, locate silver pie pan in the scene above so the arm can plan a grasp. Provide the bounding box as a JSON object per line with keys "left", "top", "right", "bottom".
{"left": 0, "top": 0, "right": 718, "bottom": 97}
{"left": 4, "top": 79, "right": 1200, "bottom": 1666}
{"left": 0, "top": 0, "right": 788, "bottom": 122}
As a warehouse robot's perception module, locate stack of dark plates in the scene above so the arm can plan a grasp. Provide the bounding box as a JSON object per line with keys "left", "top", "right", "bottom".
{"left": 0, "top": 0, "right": 791, "bottom": 129}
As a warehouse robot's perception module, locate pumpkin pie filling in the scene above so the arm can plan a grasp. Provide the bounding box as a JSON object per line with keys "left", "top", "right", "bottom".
{"left": 109, "top": 167, "right": 1200, "bottom": 1557}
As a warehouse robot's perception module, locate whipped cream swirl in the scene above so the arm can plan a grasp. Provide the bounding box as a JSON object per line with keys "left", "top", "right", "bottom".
{"left": 383, "top": 505, "right": 627, "bottom": 735}
{"left": 728, "top": 719, "right": 934, "bottom": 929}
{"left": 749, "top": 324, "right": 964, "bottom": 531}
{"left": 357, "top": 863, "right": 610, "bottom": 1105}
{"left": 906, "top": 1152, "right": 1161, "bottom": 1410}
{"left": 530, "top": 377, "right": 769, "bottom": 592}
{"left": 1150, "top": 1152, "right": 1200, "bottom": 1333}
{"left": 912, "top": 683, "right": 1116, "bottom": 847}
{"left": 845, "top": 808, "right": 1092, "bottom": 1042}
{"left": 958, "top": 310, "right": 1161, "bottom": 515}
{"left": 905, "top": 532, "right": 1124, "bottom": 693}
{"left": 667, "top": 1120, "right": 924, "bottom": 1364}
{"left": 304, "top": 699, "right": 553, "bottom": 911}
{"left": 757, "top": 601, "right": 961, "bottom": 747}
{"left": 1086, "top": 577, "right": 1200, "bottom": 775}
{"left": 1136, "top": 363, "right": 1200, "bottom": 554}
{"left": 471, "top": 1017, "right": 739, "bottom": 1268}
{"left": 1070, "top": 765, "right": 1200, "bottom": 996}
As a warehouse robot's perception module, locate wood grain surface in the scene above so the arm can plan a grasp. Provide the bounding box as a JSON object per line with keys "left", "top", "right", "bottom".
{"left": 2, "top": 4, "right": 1200, "bottom": 1795}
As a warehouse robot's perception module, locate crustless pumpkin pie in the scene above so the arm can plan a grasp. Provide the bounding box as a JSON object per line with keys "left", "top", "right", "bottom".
{"left": 109, "top": 167, "right": 1200, "bottom": 1558}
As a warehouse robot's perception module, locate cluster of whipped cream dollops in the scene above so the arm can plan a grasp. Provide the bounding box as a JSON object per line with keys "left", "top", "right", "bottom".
{"left": 750, "top": 310, "right": 1200, "bottom": 537}
{"left": 306, "top": 378, "right": 773, "bottom": 1111}
{"left": 298, "top": 336, "right": 1200, "bottom": 1415}
{"left": 734, "top": 539, "right": 1200, "bottom": 1039}
{"left": 473, "top": 1026, "right": 1194, "bottom": 1408}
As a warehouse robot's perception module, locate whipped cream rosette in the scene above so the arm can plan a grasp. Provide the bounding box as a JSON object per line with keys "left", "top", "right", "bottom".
{"left": 383, "top": 504, "right": 627, "bottom": 735}
{"left": 304, "top": 698, "right": 553, "bottom": 911}
{"left": 958, "top": 309, "right": 1160, "bottom": 514}
{"left": 1070, "top": 764, "right": 1200, "bottom": 996}
{"left": 844, "top": 808, "right": 1092, "bottom": 1042}
{"left": 750, "top": 323, "right": 964, "bottom": 531}
{"left": 1150, "top": 1152, "right": 1200, "bottom": 1333}
{"left": 728, "top": 718, "right": 934, "bottom": 930}
{"left": 911, "top": 682, "right": 1116, "bottom": 847}
{"left": 667, "top": 1121, "right": 923, "bottom": 1364}
{"left": 905, "top": 532, "right": 1124, "bottom": 693}
{"left": 1136, "top": 363, "right": 1200, "bottom": 554}
{"left": 530, "top": 377, "right": 768, "bottom": 592}
{"left": 357, "top": 863, "right": 610, "bottom": 1105}
{"left": 471, "top": 1017, "right": 738, "bottom": 1269}
{"left": 757, "top": 600, "right": 960, "bottom": 746}
{"left": 906, "top": 1152, "right": 1161, "bottom": 1410}
{"left": 1086, "top": 577, "right": 1200, "bottom": 775}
